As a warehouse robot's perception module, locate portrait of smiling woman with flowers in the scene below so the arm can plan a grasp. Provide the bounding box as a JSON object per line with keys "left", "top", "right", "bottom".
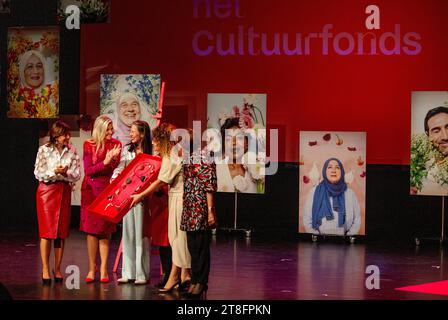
{"left": 207, "top": 93, "right": 267, "bottom": 194}
{"left": 7, "top": 27, "right": 59, "bottom": 118}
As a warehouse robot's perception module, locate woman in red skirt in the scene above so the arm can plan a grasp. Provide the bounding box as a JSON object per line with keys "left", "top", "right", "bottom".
{"left": 147, "top": 185, "right": 171, "bottom": 288}
{"left": 80, "top": 115, "right": 121, "bottom": 283}
{"left": 34, "top": 120, "right": 81, "bottom": 285}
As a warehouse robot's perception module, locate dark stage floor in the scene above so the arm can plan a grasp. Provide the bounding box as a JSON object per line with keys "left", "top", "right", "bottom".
{"left": 1, "top": 230, "right": 448, "bottom": 300}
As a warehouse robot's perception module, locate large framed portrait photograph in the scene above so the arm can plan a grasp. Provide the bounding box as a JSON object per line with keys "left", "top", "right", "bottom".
{"left": 207, "top": 93, "right": 267, "bottom": 194}
{"left": 411, "top": 91, "right": 448, "bottom": 196}
{"left": 299, "top": 131, "right": 366, "bottom": 236}
{"left": 100, "top": 74, "right": 161, "bottom": 145}
{"left": 7, "top": 26, "right": 60, "bottom": 118}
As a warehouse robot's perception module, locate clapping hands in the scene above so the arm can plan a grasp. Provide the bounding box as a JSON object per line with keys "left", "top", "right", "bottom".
{"left": 104, "top": 145, "right": 121, "bottom": 165}
{"left": 54, "top": 165, "right": 69, "bottom": 176}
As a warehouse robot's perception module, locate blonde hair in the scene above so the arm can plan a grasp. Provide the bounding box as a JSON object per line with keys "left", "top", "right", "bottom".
{"left": 152, "top": 123, "right": 177, "bottom": 157}
{"left": 89, "top": 115, "right": 113, "bottom": 151}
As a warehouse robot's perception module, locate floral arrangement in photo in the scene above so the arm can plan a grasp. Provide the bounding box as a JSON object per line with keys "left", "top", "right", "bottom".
{"left": 411, "top": 133, "right": 448, "bottom": 191}
{"left": 7, "top": 30, "right": 59, "bottom": 118}
{"left": 58, "top": 0, "right": 109, "bottom": 23}
{"left": 124, "top": 74, "right": 159, "bottom": 115}
{"left": 218, "top": 94, "right": 265, "bottom": 130}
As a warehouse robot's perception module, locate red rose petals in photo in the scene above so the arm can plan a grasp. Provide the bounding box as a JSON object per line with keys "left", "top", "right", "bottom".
{"left": 336, "top": 135, "right": 343, "bottom": 146}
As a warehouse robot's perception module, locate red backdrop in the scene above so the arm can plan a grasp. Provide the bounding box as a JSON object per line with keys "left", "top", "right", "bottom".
{"left": 80, "top": 0, "right": 448, "bottom": 164}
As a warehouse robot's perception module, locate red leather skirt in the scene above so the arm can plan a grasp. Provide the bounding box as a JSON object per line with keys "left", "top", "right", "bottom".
{"left": 36, "top": 181, "right": 72, "bottom": 239}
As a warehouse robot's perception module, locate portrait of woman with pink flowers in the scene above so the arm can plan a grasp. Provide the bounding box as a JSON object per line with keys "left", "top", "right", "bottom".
{"left": 207, "top": 93, "right": 267, "bottom": 194}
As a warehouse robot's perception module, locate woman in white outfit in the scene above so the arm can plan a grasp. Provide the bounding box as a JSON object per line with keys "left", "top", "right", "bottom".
{"left": 131, "top": 123, "right": 191, "bottom": 293}
{"left": 215, "top": 117, "right": 258, "bottom": 193}
{"left": 112, "top": 120, "right": 152, "bottom": 285}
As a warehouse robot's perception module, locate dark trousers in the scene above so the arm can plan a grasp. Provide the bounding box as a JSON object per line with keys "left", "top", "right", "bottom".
{"left": 159, "top": 245, "right": 172, "bottom": 282}
{"left": 187, "top": 230, "right": 211, "bottom": 285}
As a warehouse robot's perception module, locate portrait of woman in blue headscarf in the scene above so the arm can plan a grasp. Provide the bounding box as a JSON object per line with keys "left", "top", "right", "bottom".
{"left": 303, "top": 158, "right": 361, "bottom": 236}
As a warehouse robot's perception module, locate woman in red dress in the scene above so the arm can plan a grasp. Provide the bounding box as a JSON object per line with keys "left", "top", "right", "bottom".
{"left": 80, "top": 115, "right": 121, "bottom": 283}
{"left": 34, "top": 120, "right": 81, "bottom": 285}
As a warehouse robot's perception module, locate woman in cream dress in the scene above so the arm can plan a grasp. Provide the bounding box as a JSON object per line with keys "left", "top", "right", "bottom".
{"left": 131, "top": 123, "right": 191, "bottom": 292}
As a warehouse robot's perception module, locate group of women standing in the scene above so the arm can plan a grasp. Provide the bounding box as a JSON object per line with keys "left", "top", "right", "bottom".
{"left": 34, "top": 116, "right": 217, "bottom": 299}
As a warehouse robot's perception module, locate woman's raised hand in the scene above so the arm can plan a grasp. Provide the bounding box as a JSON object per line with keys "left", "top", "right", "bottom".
{"left": 103, "top": 149, "right": 114, "bottom": 165}
{"left": 104, "top": 145, "right": 121, "bottom": 165}
{"left": 111, "top": 145, "right": 121, "bottom": 158}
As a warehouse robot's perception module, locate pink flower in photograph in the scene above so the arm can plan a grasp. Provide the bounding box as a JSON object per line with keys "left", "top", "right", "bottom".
{"left": 232, "top": 105, "right": 240, "bottom": 116}
{"left": 239, "top": 114, "right": 254, "bottom": 129}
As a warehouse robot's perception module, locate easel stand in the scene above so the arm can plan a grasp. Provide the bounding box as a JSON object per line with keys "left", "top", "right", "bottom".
{"left": 214, "top": 192, "right": 252, "bottom": 238}
{"left": 311, "top": 234, "right": 357, "bottom": 244}
{"left": 415, "top": 196, "right": 447, "bottom": 246}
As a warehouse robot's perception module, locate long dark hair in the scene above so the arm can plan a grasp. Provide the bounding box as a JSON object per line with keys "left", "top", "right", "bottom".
{"left": 127, "top": 120, "right": 152, "bottom": 155}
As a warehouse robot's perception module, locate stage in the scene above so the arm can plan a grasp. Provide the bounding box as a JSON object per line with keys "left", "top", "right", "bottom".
{"left": 1, "top": 230, "right": 448, "bottom": 300}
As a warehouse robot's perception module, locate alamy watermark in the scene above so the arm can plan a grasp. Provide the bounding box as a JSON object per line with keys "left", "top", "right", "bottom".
{"left": 168, "top": 121, "right": 278, "bottom": 176}
{"left": 65, "top": 5, "right": 80, "bottom": 30}
{"left": 365, "top": 265, "right": 380, "bottom": 290}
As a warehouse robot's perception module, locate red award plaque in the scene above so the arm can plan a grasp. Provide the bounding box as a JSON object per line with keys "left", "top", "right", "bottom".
{"left": 88, "top": 154, "right": 162, "bottom": 223}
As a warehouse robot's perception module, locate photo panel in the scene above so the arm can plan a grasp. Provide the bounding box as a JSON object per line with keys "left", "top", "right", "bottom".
{"left": 411, "top": 91, "right": 448, "bottom": 196}
{"left": 100, "top": 74, "right": 161, "bottom": 145}
{"left": 7, "top": 26, "right": 60, "bottom": 118}
{"left": 207, "top": 93, "right": 267, "bottom": 194}
{"left": 299, "top": 131, "right": 366, "bottom": 236}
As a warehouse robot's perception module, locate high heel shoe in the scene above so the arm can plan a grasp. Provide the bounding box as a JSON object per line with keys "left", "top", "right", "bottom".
{"left": 100, "top": 276, "right": 110, "bottom": 284}
{"left": 42, "top": 277, "right": 52, "bottom": 285}
{"left": 53, "top": 270, "right": 63, "bottom": 283}
{"left": 179, "top": 279, "right": 191, "bottom": 291}
{"left": 85, "top": 277, "right": 95, "bottom": 284}
{"left": 85, "top": 271, "right": 96, "bottom": 283}
{"left": 158, "top": 280, "right": 180, "bottom": 293}
{"left": 188, "top": 283, "right": 208, "bottom": 299}
{"left": 181, "top": 283, "right": 197, "bottom": 297}
{"left": 117, "top": 277, "right": 134, "bottom": 284}
{"left": 85, "top": 266, "right": 99, "bottom": 283}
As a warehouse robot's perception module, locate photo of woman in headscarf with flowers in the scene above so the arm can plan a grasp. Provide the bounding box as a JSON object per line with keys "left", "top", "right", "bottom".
{"left": 207, "top": 94, "right": 267, "bottom": 194}
{"left": 7, "top": 27, "right": 60, "bottom": 118}
{"left": 299, "top": 131, "right": 366, "bottom": 236}
{"left": 100, "top": 74, "right": 161, "bottom": 145}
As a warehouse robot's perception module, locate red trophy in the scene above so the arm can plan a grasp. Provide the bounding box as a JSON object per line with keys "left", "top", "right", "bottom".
{"left": 88, "top": 154, "right": 162, "bottom": 223}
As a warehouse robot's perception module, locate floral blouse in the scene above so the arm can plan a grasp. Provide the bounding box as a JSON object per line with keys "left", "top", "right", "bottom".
{"left": 34, "top": 143, "right": 81, "bottom": 183}
{"left": 180, "top": 152, "right": 217, "bottom": 232}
